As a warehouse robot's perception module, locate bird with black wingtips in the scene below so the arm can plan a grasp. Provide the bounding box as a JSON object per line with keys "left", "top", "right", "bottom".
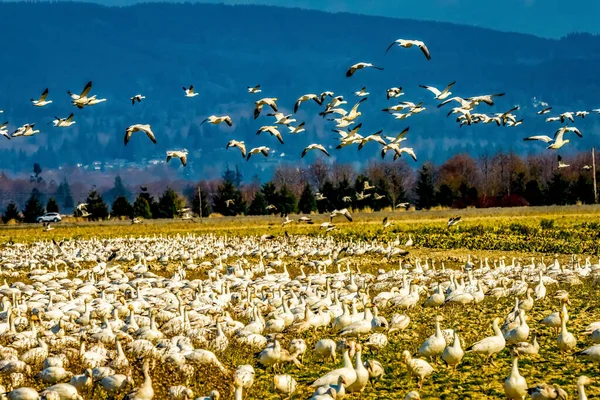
{"left": 124, "top": 124, "right": 156, "bottom": 145}
{"left": 557, "top": 155, "right": 570, "bottom": 169}
{"left": 166, "top": 150, "right": 188, "bottom": 166}
{"left": 288, "top": 122, "right": 306, "bottom": 134}
{"left": 130, "top": 94, "right": 145, "bottom": 105}
{"left": 302, "top": 144, "right": 330, "bottom": 158}
{"left": 385, "top": 39, "right": 431, "bottom": 60}
{"left": 465, "top": 93, "right": 505, "bottom": 106}
{"left": 386, "top": 87, "right": 404, "bottom": 100}
{"left": 358, "top": 130, "right": 385, "bottom": 150}
{"left": 200, "top": 115, "right": 233, "bottom": 127}
{"left": 226, "top": 140, "right": 247, "bottom": 158}
{"left": 31, "top": 88, "right": 52, "bottom": 107}
{"left": 68, "top": 80, "right": 92, "bottom": 100}
{"left": 248, "top": 84, "right": 261, "bottom": 94}
{"left": 537, "top": 107, "right": 552, "bottom": 115}
{"left": 50, "top": 113, "right": 75, "bottom": 128}
{"left": 294, "top": 94, "right": 322, "bottom": 113}
{"left": 419, "top": 81, "right": 456, "bottom": 100}
{"left": 246, "top": 146, "right": 270, "bottom": 161}
{"left": 257, "top": 125, "right": 284, "bottom": 144}
{"left": 12, "top": 123, "right": 39, "bottom": 137}
{"left": 267, "top": 112, "right": 296, "bottom": 126}
{"left": 183, "top": 85, "right": 198, "bottom": 97}
{"left": 0, "top": 122, "right": 9, "bottom": 140}
{"left": 346, "top": 62, "right": 384, "bottom": 77}
{"left": 448, "top": 216, "right": 461, "bottom": 228}
{"left": 254, "top": 97, "right": 278, "bottom": 119}
{"left": 354, "top": 87, "right": 369, "bottom": 97}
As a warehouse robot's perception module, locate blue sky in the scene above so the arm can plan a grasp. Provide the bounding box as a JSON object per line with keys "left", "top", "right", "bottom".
{"left": 14, "top": 0, "right": 597, "bottom": 38}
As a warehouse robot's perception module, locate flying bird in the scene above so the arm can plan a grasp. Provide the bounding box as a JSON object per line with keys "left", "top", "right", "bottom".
{"left": 354, "top": 87, "right": 369, "bottom": 97}
{"left": 582, "top": 165, "right": 592, "bottom": 171}
{"left": 0, "top": 122, "right": 9, "bottom": 140}
{"left": 247, "top": 146, "right": 270, "bottom": 161}
{"left": 256, "top": 125, "right": 284, "bottom": 144}
{"left": 345, "top": 62, "right": 384, "bottom": 77}
{"left": 131, "top": 94, "right": 145, "bottom": 105}
{"left": 12, "top": 123, "right": 39, "bottom": 137}
{"left": 124, "top": 124, "right": 157, "bottom": 145}
{"left": 200, "top": 115, "right": 233, "bottom": 127}
{"left": 419, "top": 81, "right": 456, "bottom": 100}
{"left": 301, "top": 144, "right": 330, "bottom": 158}
{"left": 448, "top": 216, "right": 461, "bottom": 228}
{"left": 523, "top": 135, "right": 568, "bottom": 150}
{"left": 31, "top": 88, "right": 52, "bottom": 107}
{"left": 50, "top": 113, "right": 75, "bottom": 128}
{"left": 386, "top": 87, "right": 404, "bottom": 99}
{"left": 294, "top": 94, "right": 322, "bottom": 113}
{"left": 267, "top": 112, "right": 296, "bottom": 126}
{"left": 537, "top": 107, "right": 552, "bottom": 115}
{"left": 385, "top": 39, "right": 431, "bottom": 60}
{"left": 465, "top": 93, "right": 505, "bottom": 106}
{"left": 166, "top": 150, "right": 188, "bottom": 166}
{"left": 248, "top": 85, "right": 261, "bottom": 94}
{"left": 226, "top": 140, "right": 247, "bottom": 158}
{"left": 254, "top": 98, "right": 278, "bottom": 119}
{"left": 288, "top": 122, "right": 306, "bottom": 134}
{"left": 183, "top": 85, "right": 198, "bottom": 97}
{"left": 557, "top": 155, "right": 570, "bottom": 169}
{"left": 68, "top": 81, "right": 93, "bottom": 100}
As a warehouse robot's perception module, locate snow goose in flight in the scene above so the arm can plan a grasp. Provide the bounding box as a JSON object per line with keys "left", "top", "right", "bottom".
{"left": 12, "top": 123, "right": 39, "bottom": 137}
{"left": 363, "top": 181, "right": 375, "bottom": 191}
{"left": 357, "top": 130, "right": 385, "bottom": 150}
{"left": 246, "top": 146, "right": 270, "bottom": 161}
{"left": 381, "top": 144, "right": 417, "bottom": 161}
{"left": 345, "top": 62, "right": 384, "bottom": 77}
{"left": 523, "top": 133, "right": 569, "bottom": 150}
{"left": 438, "top": 96, "right": 473, "bottom": 110}
{"left": 576, "top": 110, "right": 589, "bottom": 118}
{"left": 447, "top": 216, "right": 461, "bottom": 227}
{"left": 294, "top": 94, "right": 322, "bottom": 113}
{"left": 545, "top": 116, "right": 561, "bottom": 123}
{"left": 166, "top": 150, "right": 188, "bottom": 166}
{"left": 557, "top": 155, "right": 570, "bottom": 169}
{"left": 582, "top": 165, "right": 592, "bottom": 171}
{"left": 320, "top": 91, "right": 334, "bottom": 102}
{"left": 342, "top": 98, "right": 367, "bottom": 122}
{"left": 558, "top": 112, "right": 575, "bottom": 123}
{"left": 268, "top": 112, "right": 296, "bottom": 126}
{"left": 330, "top": 208, "right": 352, "bottom": 221}
{"left": 332, "top": 118, "right": 355, "bottom": 129}
{"left": 465, "top": 93, "right": 505, "bottom": 106}
{"left": 86, "top": 97, "right": 106, "bottom": 106}
{"left": 200, "top": 115, "right": 233, "bottom": 127}
{"left": 254, "top": 97, "right": 278, "bottom": 119}
{"left": 419, "top": 81, "right": 456, "bottom": 100}
{"left": 324, "top": 96, "right": 347, "bottom": 110}
{"left": 257, "top": 125, "right": 284, "bottom": 144}
{"left": 50, "top": 113, "right": 75, "bottom": 128}
{"left": 384, "top": 127, "right": 410, "bottom": 144}
{"left": 354, "top": 87, "right": 369, "bottom": 97}
{"left": 556, "top": 125, "right": 582, "bottom": 138}
{"left": 386, "top": 87, "right": 404, "bottom": 99}
{"left": 31, "top": 88, "right": 52, "bottom": 107}
{"left": 356, "top": 191, "right": 371, "bottom": 201}
{"left": 124, "top": 124, "right": 157, "bottom": 145}
{"left": 226, "top": 140, "right": 247, "bottom": 158}
{"left": 183, "top": 85, "right": 198, "bottom": 97}
{"left": 0, "top": 122, "right": 9, "bottom": 140}
{"left": 302, "top": 144, "right": 330, "bottom": 158}
{"left": 385, "top": 39, "right": 431, "bottom": 60}
{"left": 537, "top": 107, "right": 552, "bottom": 115}
{"left": 248, "top": 84, "right": 261, "bottom": 94}
{"left": 68, "top": 80, "right": 92, "bottom": 100}
{"left": 131, "top": 94, "right": 145, "bottom": 105}
{"left": 288, "top": 122, "right": 305, "bottom": 134}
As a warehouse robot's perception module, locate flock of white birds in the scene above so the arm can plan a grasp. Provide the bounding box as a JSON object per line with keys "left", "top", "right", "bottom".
{"left": 0, "top": 232, "right": 596, "bottom": 399}
{"left": 2, "top": 36, "right": 597, "bottom": 172}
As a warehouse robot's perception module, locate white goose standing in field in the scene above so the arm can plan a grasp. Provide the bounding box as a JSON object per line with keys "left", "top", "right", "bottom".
{"left": 273, "top": 374, "right": 297, "bottom": 398}
{"left": 466, "top": 317, "right": 505, "bottom": 364}
{"left": 200, "top": 115, "right": 233, "bottom": 127}
{"left": 345, "top": 62, "right": 384, "bottom": 77}
{"left": 557, "top": 310, "right": 577, "bottom": 353}
{"left": 166, "top": 150, "right": 188, "bottom": 166}
{"left": 385, "top": 39, "right": 431, "bottom": 60}
{"left": 50, "top": 113, "right": 76, "bottom": 128}
{"left": 124, "top": 124, "right": 157, "bottom": 145}
{"left": 418, "top": 317, "right": 447, "bottom": 359}
{"left": 577, "top": 376, "right": 591, "bottom": 400}
{"left": 402, "top": 350, "right": 434, "bottom": 388}
{"left": 504, "top": 353, "right": 527, "bottom": 400}
{"left": 31, "top": 88, "right": 52, "bottom": 107}
{"left": 441, "top": 332, "right": 464, "bottom": 369}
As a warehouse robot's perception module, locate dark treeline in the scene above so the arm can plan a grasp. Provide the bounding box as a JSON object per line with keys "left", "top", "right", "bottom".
{"left": 2, "top": 150, "right": 597, "bottom": 222}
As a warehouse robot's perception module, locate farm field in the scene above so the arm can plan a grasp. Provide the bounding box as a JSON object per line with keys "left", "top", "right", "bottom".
{"left": 0, "top": 205, "right": 599, "bottom": 399}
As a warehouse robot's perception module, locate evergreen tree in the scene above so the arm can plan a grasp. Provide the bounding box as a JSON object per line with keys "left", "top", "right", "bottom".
{"left": 416, "top": 164, "right": 436, "bottom": 210}
{"left": 192, "top": 186, "right": 211, "bottom": 217}
{"left": 277, "top": 185, "right": 298, "bottom": 215}
{"left": 545, "top": 172, "right": 570, "bottom": 205}
{"left": 335, "top": 179, "right": 353, "bottom": 210}
{"left": 352, "top": 175, "right": 369, "bottom": 210}
{"left": 2, "top": 202, "right": 21, "bottom": 223}
{"left": 317, "top": 181, "right": 335, "bottom": 213}
{"left": 55, "top": 178, "right": 74, "bottom": 211}
{"left": 436, "top": 184, "right": 454, "bottom": 207}
{"left": 248, "top": 191, "right": 268, "bottom": 215}
{"left": 388, "top": 173, "right": 407, "bottom": 208}
{"left": 524, "top": 180, "right": 543, "bottom": 206}
{"left": 85, "top": 190, "right": 109, "bottom": 220}
{"left": 133, "top": 195, "right": 152, "bottom": 219}
{"left": 261, "top": 182, "right": 278, "bottom": 210}
{"left": 111, "top": 196, "right": 133, "bottom": 218}
{"left": 156, "top": 188, "right": 183, "bottom": 219}
{"left": 104, "top": 176, "right": 131, "bottom": 205}
{"left": 23, "top": 188, "right": 45, "bottom": 223}
{"left": 213, "top": 180, "right": 245, "bottom": 216}
{"left": 298, "top": 183, "right": 316, "bottom": 214}
{"left": 571, "top": 174, "right": 593, "bottom": 204}
{"left": 46, "top": 198, "right": 59, "bottom": 213}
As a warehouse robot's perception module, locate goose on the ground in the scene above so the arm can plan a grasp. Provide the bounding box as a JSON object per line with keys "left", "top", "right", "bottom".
{"left": 385, "top": 39, "right": 431, "bottom": 60}
{"left": 200, "top": 115, "right": 233, "bottom": 127}
{"left": 124, "top": 124, "right": 156, "bottom": 145}
{"left": 302, "top": 144, "right": 330, "bottom": 158}
{"left": 183, "top": 85, "right": 198, "bottom": 97}
{"left": 31, "top": 88, "right": 52, "bottom": 107}
{"left": 226, "top": 140, "right": 247, "bottom": 158}
{"left": 166, "top": 150, "right": 188, "bottom": 166}
{"left": 247, "top": 146, "right": 270, "bottom": 161}
{"left": 419, "top": 81, "right": 456, "bottom": 100}
{"left": 346, "top": 62, "right": 384, "bottom": 77}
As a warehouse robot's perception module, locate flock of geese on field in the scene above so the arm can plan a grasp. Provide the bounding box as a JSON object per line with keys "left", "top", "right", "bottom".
{"left": 1, "top": 36, "right": 597, "bottom": 170}
{"left": 0, "top": 233, "right": 597, "bottom": 399}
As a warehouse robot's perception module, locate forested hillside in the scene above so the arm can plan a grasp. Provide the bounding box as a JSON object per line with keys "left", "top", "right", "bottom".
{"left": 0, "top": 2, "right": 599, "bottom": 182}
